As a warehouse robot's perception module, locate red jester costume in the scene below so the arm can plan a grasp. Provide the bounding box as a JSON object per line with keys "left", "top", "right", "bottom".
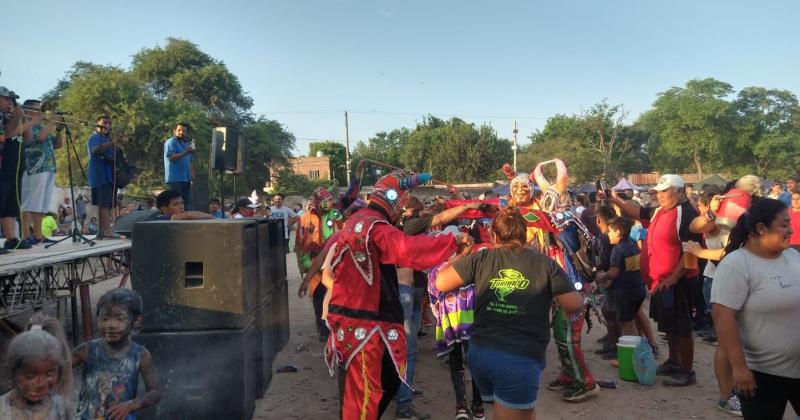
{"left": 325, "top": 171, "right": 458, "bottom": 419}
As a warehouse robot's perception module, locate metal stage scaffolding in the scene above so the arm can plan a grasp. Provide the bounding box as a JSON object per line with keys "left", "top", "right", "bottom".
{"left": 1, "top": 237, "right": 131, "bottom": 344}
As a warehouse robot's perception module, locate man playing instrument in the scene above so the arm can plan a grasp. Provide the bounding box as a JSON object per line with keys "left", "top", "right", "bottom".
{"left": 87, "top": 115, "right": 122, "bottom": 238}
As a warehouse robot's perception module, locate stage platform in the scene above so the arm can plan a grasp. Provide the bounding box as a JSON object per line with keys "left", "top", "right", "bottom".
{"left": 1, "top": 236, "right": 131, "bottom": 343}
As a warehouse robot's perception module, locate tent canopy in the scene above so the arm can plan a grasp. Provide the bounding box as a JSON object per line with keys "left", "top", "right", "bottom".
{"left": 612, "top": 177, "right": 646, "bottom": 192}
{"left": 575, "top": 183, "right": 596, "bottom": 194}
{"left": 698, "top": 174, "right": 728, "bottom": 189}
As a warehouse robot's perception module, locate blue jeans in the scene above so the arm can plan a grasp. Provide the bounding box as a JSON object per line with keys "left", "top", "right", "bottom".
{"left": 395, "top": 284, "right": 423, "bottom": 407}
{"left": 468, "top": 343, "right": 545, "bottom": 410}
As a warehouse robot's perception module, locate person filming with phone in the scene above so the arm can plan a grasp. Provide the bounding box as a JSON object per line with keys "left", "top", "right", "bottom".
{"left": 163, "top": 122, "right": 196, "bottom": 210}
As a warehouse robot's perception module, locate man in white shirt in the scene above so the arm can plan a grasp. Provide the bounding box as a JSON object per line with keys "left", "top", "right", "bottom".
{"left": 269, "top": 193, "right": 298, "bottom": 253}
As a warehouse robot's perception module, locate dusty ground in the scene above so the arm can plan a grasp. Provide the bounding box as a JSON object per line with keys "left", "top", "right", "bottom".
{"left": 257, "top": 253, "right": 797, "bottom": 420}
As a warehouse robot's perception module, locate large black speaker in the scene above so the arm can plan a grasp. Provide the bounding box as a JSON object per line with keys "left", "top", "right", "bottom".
{"left": 211, "top": 127, "right": 243, "bottom": 173}
{"left": 136, "top": 325, "right": 257, "bottom": 420}
{"left": 268, "top": 219, "right": 287, "bottom": 288}
{"left": 192, "top": 170, "right": 210, "bottom": 213}
{"left": 131, "top": 220, "right": 258, "bottom": 331}
{"left": 255, "top": 294, "right": 274, "bottom": 397}
{"left": 272, "top": 279, "right": 290, "bottom": 353}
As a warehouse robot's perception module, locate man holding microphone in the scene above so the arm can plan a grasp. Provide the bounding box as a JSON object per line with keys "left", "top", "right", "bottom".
{"left": 163, "top": 122, "right": 195, "bottom": 210}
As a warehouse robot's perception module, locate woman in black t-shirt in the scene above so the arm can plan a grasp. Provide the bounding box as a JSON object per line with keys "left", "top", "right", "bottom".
{"left": 436, "top": 208, "right": 583, "bottom": 420}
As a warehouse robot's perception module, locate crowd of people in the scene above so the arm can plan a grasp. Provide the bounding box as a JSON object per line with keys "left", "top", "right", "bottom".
{"left": 3, "top": 83, "right": 799, "bottom": 419}
{"left": 290, "top": 166, "right": 799, "bottom": 420}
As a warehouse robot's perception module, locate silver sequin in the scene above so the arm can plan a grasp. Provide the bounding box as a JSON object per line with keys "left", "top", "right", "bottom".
{"left": 354, "top": 328, "right": 367, "bottom": 340}
{"left": 336, "top": 328, "right": 345, "bottom": 341}
{"left": 387, "top": 329, "right": 399, "bottom": 341}
{"left": 354, "top": 221, "right": 364, "bottom": 233}
{"left": 355, "top": 252, "right": 367, "bottom": 263}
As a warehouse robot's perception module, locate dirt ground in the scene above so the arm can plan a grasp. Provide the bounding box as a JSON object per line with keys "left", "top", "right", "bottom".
{"left": 257, "top": 253, "right": 797, "bottom": 420}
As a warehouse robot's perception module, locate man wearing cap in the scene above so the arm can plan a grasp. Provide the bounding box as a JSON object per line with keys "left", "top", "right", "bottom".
{"left": 232, "top": 197, "right": 258, "bottom": 219}
{"left": 325, "top": 171, "right": 463, "bottom": 419}
{"left": 0, "top": 87, "right": 37, "bottom": 251}
{"left": 613, "top": 174, "right": 701, "bottom": 386}
{"left": 19, "top": 99, "right": 63, "bottom": 245}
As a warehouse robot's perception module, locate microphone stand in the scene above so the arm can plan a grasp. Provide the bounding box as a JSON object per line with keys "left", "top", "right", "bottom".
{"left": 47, "top": 125, "right": 94, "bottom": 248}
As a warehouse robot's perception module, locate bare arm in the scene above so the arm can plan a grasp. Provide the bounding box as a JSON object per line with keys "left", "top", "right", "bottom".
{"left": 596, "top": 266, "right": 620, "bottom": 288}
{"left": 656, "top": 262, "right": 687, "bottom": 292}
{"left": 611, "top": 196, "right": 643, "bottom": 221}
{"left": 130, "top": 349, "right": 162, "bottom": 412}
{"left": 689, "top": 214, "right": 718, "bottom": 235}
{"left": 171, "top": 211, "right": 213, "bottom": 220}
{"left": 298, "top": 248, "right": 330, "bottom": 298}
{"left": 430, "top": 203, "right": 481, "bottom": 227}
{"left": 683, "top": 241, "right": 725, "bottom": 261}
{"left": 713, "top": 304, "right": 756, "bottom": 397}
{"left": 555, "top": 291, "right": 583, "bottom": 314}
{"left": 434, "top": 262, "right": 464, "bottom": 292}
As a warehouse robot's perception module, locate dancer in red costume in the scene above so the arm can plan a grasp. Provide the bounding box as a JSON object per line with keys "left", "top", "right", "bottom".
{"left": 325, "top": 171, "right": 463, "bottom": 419}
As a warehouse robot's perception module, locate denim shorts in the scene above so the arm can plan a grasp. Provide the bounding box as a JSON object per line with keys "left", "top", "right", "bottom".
{"left": 467, "top": 342, "right": 545, "bottom": 410}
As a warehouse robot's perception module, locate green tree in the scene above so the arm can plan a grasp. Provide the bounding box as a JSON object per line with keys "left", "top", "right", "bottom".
{"left": 399, "top": 116, "right": 511, "bottom": 182}
{"left": 732, "top": 87, "right": 800, "bottom": 179}
{"left": 639, "top": 78, "right": 736, "bottom": 178}
{"left": 131, "top": 38, "right": 253, "bottom": 125}
{"left": 309, "top": 141, "right": 346, "bottom": 186}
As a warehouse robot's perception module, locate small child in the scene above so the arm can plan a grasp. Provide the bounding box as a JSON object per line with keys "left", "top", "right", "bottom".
{"left": 1, "top": 315, "right": 72, "bottom": 420}
{"left": 597, "top": 217, "right": 647, "bottom": 336}
{"left": 73, "top": 288, "right": 160, "bottom": 420}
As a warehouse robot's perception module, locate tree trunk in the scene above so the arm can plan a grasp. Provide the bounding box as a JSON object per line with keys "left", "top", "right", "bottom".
{"left": 693, "top": 149, "right": 703, "bottom": 180}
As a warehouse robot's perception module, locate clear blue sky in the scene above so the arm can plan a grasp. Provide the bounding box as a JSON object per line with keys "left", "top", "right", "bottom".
{"left": 5, "top": 0, "right": 799, "bottom": 155}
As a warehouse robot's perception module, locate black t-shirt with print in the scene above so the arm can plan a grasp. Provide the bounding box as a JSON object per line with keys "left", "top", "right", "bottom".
{"left": 609, "top": 238, "right": 645, "bottom": 289}
{"left": 453, "top": 247, "right": 576, "bottom": 360}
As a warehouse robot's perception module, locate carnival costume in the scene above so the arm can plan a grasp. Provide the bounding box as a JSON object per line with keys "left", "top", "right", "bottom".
{"left": 297, "top": 187, "right": 342, "bottom": 340}
{"left": 325, "top": 171, "right": 458, "bottom": 419}
{"left": 530, "top": 159, "right": 598, "bottom": 394}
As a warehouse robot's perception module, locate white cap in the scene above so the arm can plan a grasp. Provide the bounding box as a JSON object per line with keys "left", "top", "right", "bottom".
{"left": 652, "top": 174, "right": 685, "bottom": 191}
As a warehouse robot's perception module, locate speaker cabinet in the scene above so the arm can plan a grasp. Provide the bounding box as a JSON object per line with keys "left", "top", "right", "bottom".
{"left": 136, "top": 325, "right": 257, "bottom": 420}
{"left": 210, "top": 127, "right": 243, "bottom": 173}
{"left": 132, "top": 220, "right": 258, "bottom": 331}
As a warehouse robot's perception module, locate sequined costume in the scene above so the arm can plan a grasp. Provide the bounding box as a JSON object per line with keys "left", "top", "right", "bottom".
{"left": 325, "top": 172, "right": 457, "bottom": 419}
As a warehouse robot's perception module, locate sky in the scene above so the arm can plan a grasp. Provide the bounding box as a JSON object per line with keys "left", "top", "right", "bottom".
{"left": 4, "top": 0, "right": 799, "bottom": 156}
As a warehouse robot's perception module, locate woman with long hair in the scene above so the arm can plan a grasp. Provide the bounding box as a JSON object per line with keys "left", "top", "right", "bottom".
{"left": 712, "top": 199, "right": 800, "bottom": 419}
{"left": 436, "top": 207, "right": 583, "bottom": 420}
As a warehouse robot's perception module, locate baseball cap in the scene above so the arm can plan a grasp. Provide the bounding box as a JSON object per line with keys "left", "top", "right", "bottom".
{"left": 236, "top": 197, "right": 259, "bottom": 209}
{"left": 0, "top": 86, "right": 19, "bottom": 99}
{"left": 651, "top": 174, "right": 685, "bottom": 191}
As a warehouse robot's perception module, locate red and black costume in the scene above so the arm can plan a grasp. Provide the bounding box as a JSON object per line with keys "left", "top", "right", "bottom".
{"left": 325, "top": 172, "right": 457, "bottom": 419}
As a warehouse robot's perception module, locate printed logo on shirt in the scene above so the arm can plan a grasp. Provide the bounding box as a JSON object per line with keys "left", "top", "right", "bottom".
{"left": 625, "top": 254, "right": 641, "bottom": 271}
{"left": 489, "top": 269, "right": 530, "bottom": 302}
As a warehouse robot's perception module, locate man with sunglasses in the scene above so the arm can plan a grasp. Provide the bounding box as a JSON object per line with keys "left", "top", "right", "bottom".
{"left": 87, "top": 115, "right": 120, "bottom": 238}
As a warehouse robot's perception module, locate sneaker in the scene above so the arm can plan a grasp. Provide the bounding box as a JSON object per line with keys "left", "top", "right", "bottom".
{"left": 717, "top": 394, "right": 743, "bottom": 417}
{"left": 471, "top": 403, "right": 485, "bottom": 419}
{"left": 454, "top": 403, "right": 469, "bottom": 420}
{"left": 417, "top": 330, "right": 428, "bottom": 338}
{"left": 396, "top": 404, "right": 431, "bottom": 420}
{"left": 21, "top": 237, "right": 42, "bottom": 247}
{"left": 655, "top": 359, "right": 680, "bottom": 376}
{"left": 562, "top": 384, "right": 600, "bottom": 402}
{"left": 703, "top": 335, "right": 718, "bottom": 344}
{"left": 597, "top": 334, "right": 608, "bottom": 344}
{"left": 4, "top": 237, "right": 32, "bottom": 250}
{"left": 601, "top": 350, "right": 617, "bottom": 360}
{"left": 39, "top": 237, "right": 58, "bottom": 244}
{"left": 547, "top": 378, "right": 570, "bottom": 391}
{"left": 412, "top": 389, "right": 423, "bottom": 396}
{"left": 663, "top": 370, "right": 697, "bottom": 387}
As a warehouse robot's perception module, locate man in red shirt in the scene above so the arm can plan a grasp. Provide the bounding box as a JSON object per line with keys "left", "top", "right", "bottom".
{"left": 790, "top": 191, "right": 800, "bottom": 251}
{"left": 613, "top": 174, "right": 701, "bottom": 387}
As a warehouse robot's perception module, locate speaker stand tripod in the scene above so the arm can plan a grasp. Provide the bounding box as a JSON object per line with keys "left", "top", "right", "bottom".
{"left": 47, "top": 125, "right": 94, "bottom": 248}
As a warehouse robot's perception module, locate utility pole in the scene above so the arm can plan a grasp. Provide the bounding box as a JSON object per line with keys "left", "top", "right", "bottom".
{"left": 345, "top": 110, "right": 351, "bottom": 185}
{"left": 512, "top": 120, "right": 518, "bottom": 172}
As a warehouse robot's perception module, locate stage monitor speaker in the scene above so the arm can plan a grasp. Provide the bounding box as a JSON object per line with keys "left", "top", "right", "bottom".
{"left": 211, "top": 127, "right": 242, "bottom": 173}
{"left": 267, "top": 219, "right": 287, "bottom": 288}
{"left": 255, "top": 295, "right": 274, "bottom": 397}
{"left": 132, "top": 219, "right": 259, "bottom": 332}
{"left": 136, "top": 325, "right": 257, "bottom": 420}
